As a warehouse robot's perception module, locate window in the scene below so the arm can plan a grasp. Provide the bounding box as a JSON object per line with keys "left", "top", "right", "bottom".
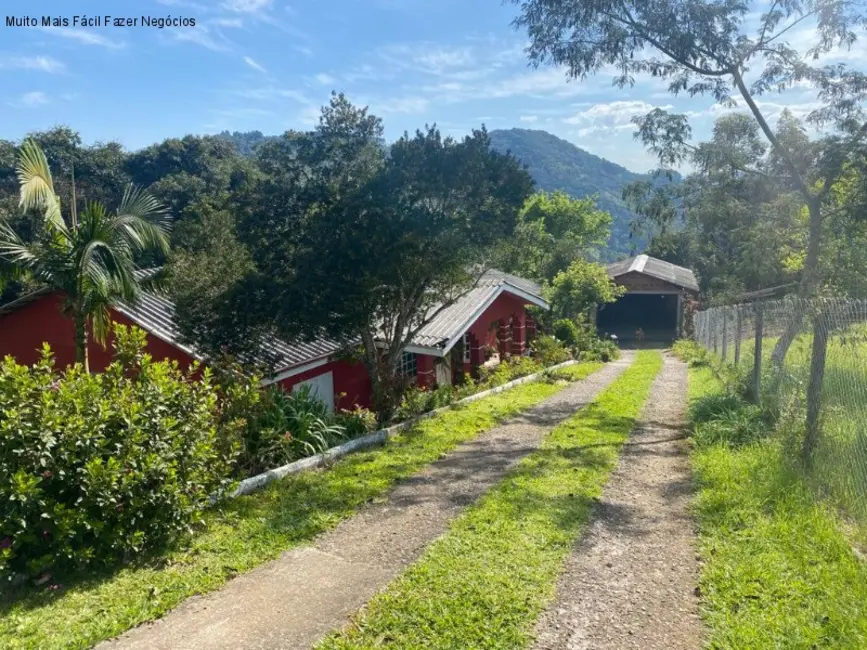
{"left": 399, "top": 351, "right": 417, "bottom": 378}
{"left": 463, "top": 333, "right": 471, "bottom": 363}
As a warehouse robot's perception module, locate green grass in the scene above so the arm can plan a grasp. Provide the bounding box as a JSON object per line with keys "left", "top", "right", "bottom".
{"left": 688, "top": 366, "right": 867, "bottom": 649}
{"left": 317, "top": 351, "right": 662, "bottom": 650}
{"left": 0, "top": 362, "right": 603, "bottom": 650}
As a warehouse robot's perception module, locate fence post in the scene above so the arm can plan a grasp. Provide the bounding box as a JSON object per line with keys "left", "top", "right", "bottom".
{"left": 752, "top": 304, "right": 763, "bottom": 404}
{"left": 713, "top": 310, "right": 719, "bottom": 355}
{"left": 735, "top": 305, "right": 742, "bottom": 365}
{"left": 721, "top": 308, "right": 728, "bottom": 361}
{"left": 804, "top": 308, "right": 830, "bottom": 465}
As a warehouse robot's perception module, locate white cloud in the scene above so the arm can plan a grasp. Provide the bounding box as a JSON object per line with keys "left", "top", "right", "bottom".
{"left": 214, "top": 17, "right": 245, "bottom": 27}
{"left": 41, "top": 28, "right": 125, "bottom": 49}
{"left": 369, "top": 96, "right": 430, "bottom": 114}
{"left": 0, "top": 55, "right": 66, "bottom": 74}
{"left": 10, "top": 91, "right": 49, "bottom": 107}
{"left": 244, "top": 56, "right": 267, "bottom": 73}
{"left": 520, "top": 115, "right": 539, "bottom": 123}
{"left": 222, "top": 0, "right": 273, "bottom": 12}
{"left": 315, "top": 73, "right": 335, "bottom": 85}
{"left": 173, "top": 26, "right": 231, "bottom": 52}
{"left": 0, "top": 56, "right": 66, "bottom": 74}
{"left": 237, "top": 86, "right": 312, "bottom": 103}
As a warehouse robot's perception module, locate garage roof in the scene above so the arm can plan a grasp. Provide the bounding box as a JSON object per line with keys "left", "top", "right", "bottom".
{"left": 607, "top": 255, "right": 699, "bottom": 293}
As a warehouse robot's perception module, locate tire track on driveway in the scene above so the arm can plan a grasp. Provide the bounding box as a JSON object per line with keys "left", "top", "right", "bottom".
{"left": 100, "top": 353, "right": 635, "bottom": 650}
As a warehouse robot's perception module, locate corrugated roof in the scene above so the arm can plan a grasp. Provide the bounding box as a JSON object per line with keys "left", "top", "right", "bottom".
{"left": 114, "top": 287, "right": 344, "bottom": 373}
{"left": 607, "top": 254, "right": 699, "bottom": 292}
{"left": 409, "top": 269, "right": 548, "bottom": 353}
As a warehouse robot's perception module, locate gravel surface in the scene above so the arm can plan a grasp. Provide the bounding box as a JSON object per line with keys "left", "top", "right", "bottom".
{"left": 100, "top": 354, "right": 634, "bottom": 650}
{"left": 532, "top": 353, "right": 703, "bottom": 650}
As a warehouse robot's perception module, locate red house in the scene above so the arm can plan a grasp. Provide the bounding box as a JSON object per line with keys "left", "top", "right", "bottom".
{"left": 0, "top": 269, "right": 548, "bottom": 411}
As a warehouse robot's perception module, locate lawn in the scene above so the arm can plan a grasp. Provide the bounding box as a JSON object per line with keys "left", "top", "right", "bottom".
{"left": 697, "top": 326, "right": 867, "bottom": 537}
{"left": 687, "top": 365, "right": 867, "bottom": 649}
{"left": 0, "top": 362, "right": 602, "bottom": 650}
{"left": 317, "top": 351, "right": 662, "bottom": 650}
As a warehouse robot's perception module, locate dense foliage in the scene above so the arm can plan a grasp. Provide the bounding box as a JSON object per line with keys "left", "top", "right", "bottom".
{"left": 0, "top": 326, "right": 251, "bottom": 582}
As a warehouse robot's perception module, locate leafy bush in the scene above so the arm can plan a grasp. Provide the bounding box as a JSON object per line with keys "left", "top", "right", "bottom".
{"left": 531, "top": 335, "right": 572, "bottom": 366}
{"left": 239, "top": 385, "right": 346, "bottom": 475}
{"left": 690, "top": 392, "right": 773, "bottom": 449}
{"left": 335, "top": 406, "right": 378, "bottom": 438}
{"left": 394, "top": 358, "right": 546, "bottom": 423}
{"left": 0, "top": 326, "right": 246, "bottom": 582}
{"left": 553, "top": 319, "right": 581, "bottom": 348}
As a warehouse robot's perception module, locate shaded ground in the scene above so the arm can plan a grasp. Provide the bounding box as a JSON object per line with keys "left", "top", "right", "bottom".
{"left": 532, "top": 354, "right": 702, "bottom": 650}
{"left": 99, "top": 354, "right": 635, "bottom": 650}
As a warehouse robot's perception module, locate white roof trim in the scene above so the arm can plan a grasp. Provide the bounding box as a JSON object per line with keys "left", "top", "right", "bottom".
{"left": 437, "top": 283, "right": 548, "bottom": 357}
{"left": 261, "top": 355, "right": 332, "bottom": 386}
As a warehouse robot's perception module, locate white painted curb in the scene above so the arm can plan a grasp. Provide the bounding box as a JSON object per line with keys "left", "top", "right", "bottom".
{"left": 221, "top": 359, "right": 580, "bottom": 501}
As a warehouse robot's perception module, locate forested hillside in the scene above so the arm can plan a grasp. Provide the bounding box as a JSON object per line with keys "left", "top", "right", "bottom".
{"left": 488, "top": 129, "right": 679, "bottom": 256}
{"left": 217, "top": 128, "right": 659, "bottom": 258}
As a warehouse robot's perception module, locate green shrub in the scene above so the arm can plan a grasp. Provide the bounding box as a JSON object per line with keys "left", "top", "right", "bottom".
{"left": 690, "top": 392, "right": 773, "bottom": 449}
{"left": 553, "top": 319, "right": 581, "bottom": 348}
{"left": 335, "top": 406, "right": 378, "bottom": 438}
{"left": 0, "top": 326, "right": 245, "bottom": 582}
{"left": 239, "top": 385, "right": 346, "bottom": 474}
{"left": 531, "top": 335, "right": 572, "bottom": 366}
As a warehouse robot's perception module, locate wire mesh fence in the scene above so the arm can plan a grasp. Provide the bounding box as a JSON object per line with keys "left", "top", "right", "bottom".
{"left": 695, "top": 297, "right": 867, "bottom": 533}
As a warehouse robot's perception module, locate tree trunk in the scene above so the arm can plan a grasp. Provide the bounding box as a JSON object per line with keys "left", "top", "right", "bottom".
{"left": 771, "top": 199, "right": 822, "bottom": 368}
{"left": 803, "top": 310, "right": 829, "bottom": 466}
{"left": 74, "top": 312, "right": 90, "bottom": 373}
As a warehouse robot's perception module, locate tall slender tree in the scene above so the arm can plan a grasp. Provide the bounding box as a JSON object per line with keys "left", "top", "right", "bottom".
{"left": 0, "top": 140, "right": 170, "bottom": 371}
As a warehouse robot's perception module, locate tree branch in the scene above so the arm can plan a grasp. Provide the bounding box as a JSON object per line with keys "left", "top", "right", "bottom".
{"left": 731, "top": 68, "right": 813, "bottom": 199}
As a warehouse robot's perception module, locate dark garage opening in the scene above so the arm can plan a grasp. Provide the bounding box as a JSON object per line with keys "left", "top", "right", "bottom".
{"left": 597, "top": 293, "right": 679, "bottom": 343}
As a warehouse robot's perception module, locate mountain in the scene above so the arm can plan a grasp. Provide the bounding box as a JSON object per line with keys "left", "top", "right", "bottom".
{"left": 218, "top": 127, "right": 672, "bottom": 257}
{"left": 489, "top": 129, "right": 677, "bottom": 258}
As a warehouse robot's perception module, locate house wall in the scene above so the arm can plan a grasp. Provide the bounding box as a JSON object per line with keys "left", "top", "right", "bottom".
{"left": 0, "top": 293, "right": 197, "bottom": 371}
{"left": 275, "top": 359, "right": 372, "bottom": 411}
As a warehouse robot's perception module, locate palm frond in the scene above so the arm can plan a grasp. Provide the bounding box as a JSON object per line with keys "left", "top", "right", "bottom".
{"left": 16, "top": 139, "right": 64, "bottom": 229}
{"left": 115, "top": 185, "right": 171, "bottom": 254}
{"left": 0, "top": 220, "right": 40, "bottom": 271}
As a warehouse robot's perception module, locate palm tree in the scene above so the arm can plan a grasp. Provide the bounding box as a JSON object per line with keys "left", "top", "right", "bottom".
{"left": 0, "top": 139, "right": 170, "bottom": 371}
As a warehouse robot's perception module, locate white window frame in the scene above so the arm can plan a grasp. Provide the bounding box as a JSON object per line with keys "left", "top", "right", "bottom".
{"left": 463, "top": 333, "right": 471, "bottom": 363}
{"left": 399, "top": 351, "right": 417, "bottom": 378}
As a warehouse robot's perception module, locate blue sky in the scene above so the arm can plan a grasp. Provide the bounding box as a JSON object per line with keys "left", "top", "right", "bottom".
{"left": 1, "top": 1, "right": 864, "bottom": 173}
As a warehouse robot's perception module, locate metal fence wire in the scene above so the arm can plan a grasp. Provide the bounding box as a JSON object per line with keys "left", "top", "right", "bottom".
{"left": 694, "top": 297, "right": 867, "bottom": 532}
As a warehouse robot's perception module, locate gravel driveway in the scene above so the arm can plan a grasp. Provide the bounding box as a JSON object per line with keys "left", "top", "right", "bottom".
{"left": 100, "top": 354, "right": 634, "bottom": 650}
{"left": 532, "top": 353, "right": 703, "bottom": 650}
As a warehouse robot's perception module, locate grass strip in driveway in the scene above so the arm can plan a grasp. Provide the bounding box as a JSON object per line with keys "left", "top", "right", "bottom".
{"left": 687, "top": 366, "right": 867, "bottom": 649}
{"left": 318, "top": 351, "right": 662, "bottom": 650}
{"left": 0, "top": 362, "right": 603, "bottom": 650}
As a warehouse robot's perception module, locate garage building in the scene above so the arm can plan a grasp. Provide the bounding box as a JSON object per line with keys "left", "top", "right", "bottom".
{"left": 598, "top": 255, "right": 699, "bottom": 343}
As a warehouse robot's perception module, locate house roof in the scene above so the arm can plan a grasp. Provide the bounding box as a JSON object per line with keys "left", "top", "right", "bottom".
{"left": 112, "top": 284, "right": 345, "bottom": 376}
{"left": 407, "top": 269, "right": 549, "bottom": 356}
{"left": 0, "top": 267, "right": 546, "bottom": 373}
{"left": 606, "top": 254, "right": 699, "bottom": 293}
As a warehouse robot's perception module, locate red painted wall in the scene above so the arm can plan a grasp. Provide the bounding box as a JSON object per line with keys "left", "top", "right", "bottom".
{"left": 276, "top": 359, "right": 372, "bottom": 411}
{"left": 467, "top": 292, "right": 531, "bottom": 349}
{"left": 0, "top": 293, "right": 196, "bottom": 371}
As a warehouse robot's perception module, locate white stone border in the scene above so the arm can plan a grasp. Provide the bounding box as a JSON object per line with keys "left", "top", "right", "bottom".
{"left": 222, "top": 359, "right": 580, "bottom": 500}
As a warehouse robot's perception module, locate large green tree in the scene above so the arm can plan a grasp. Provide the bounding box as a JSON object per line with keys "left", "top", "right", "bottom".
{"left": 0, "top": 141, "right": 170, "bottom": 371}
{"left": 498, "top": 190, "right": 612, "bottom": 284}
{"left": 186, "top": 95, "right": 533, "bottom": 420}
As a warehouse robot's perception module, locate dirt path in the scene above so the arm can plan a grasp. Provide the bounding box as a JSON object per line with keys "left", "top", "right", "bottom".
{"left": 532, "top": 353, "right": 702, "bottom": 650}
{"left": 100, "top": 353, "right": 634, "bottom": 650}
